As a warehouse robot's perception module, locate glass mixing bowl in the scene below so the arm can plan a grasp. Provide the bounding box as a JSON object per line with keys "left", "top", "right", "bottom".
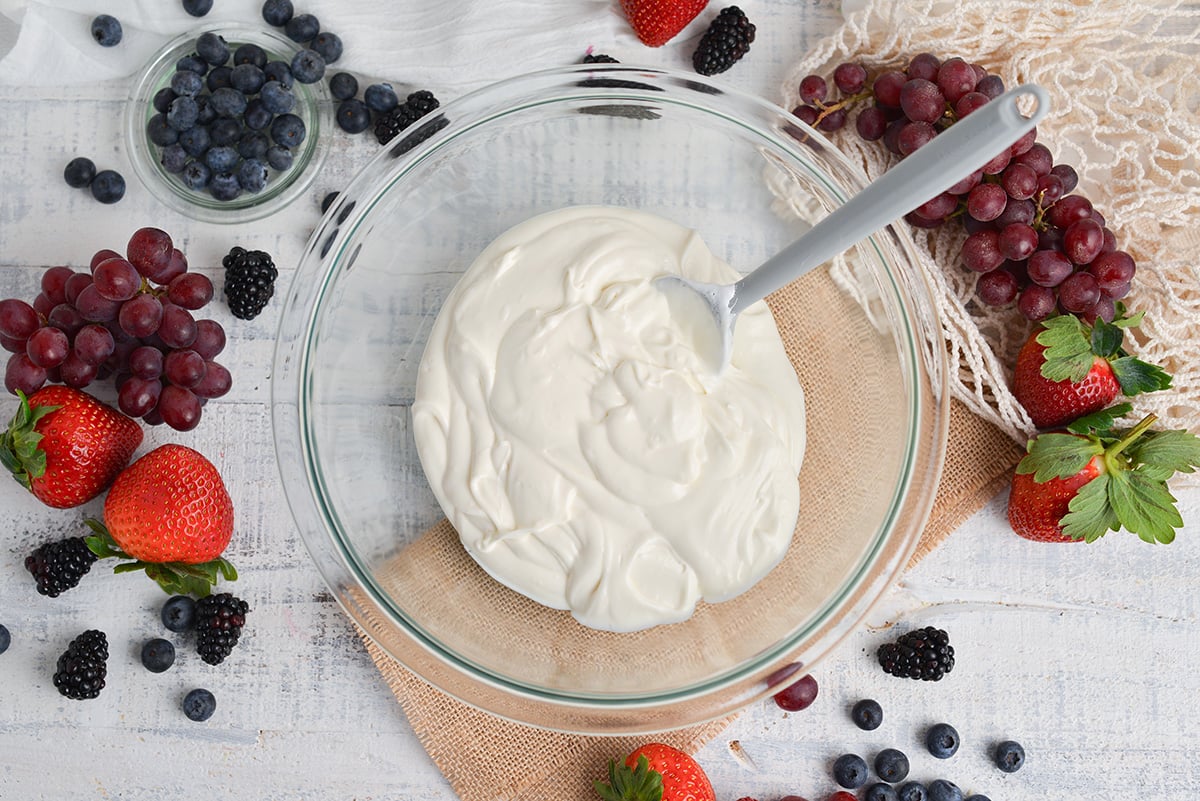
{"left": 273, "top": 65, "right": 948, "bottom": 734}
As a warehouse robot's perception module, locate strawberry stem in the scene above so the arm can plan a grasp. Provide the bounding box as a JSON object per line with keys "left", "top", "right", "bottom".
{"left": 1105, "top": 413, "right": 1158, "bottom": 462}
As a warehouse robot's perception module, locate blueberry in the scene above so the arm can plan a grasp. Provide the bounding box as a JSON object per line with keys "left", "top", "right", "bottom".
{"left": 265, "top": 145, "right": 293, "bottom": 171}
{"left": 160, "top": 143, "right": 188, "bottom": 173}
{"left": 170, "top": 69, "right": 204, "bottom": 98}
{"left": 285, "top": 13, "right": 320, "bottom": 43}
{"left": 875, "top": 748, "right": 910, "bottom": 783}
{"left": 182, "top": 0, "right": 213, "bottom": 16}
{"left": 926, "top": 723, "right": 960, "bottom": 759}
{"left": 209, "top": 117, "right": 243, "bottom": 146}
{"left": 328, "top": 71, "right": 357, "bottom": 101}
{"left": 90, "top": 15, "right": 122, "bottom": 47}
{"left": 141, "top": 637, "right": 176, "bottom": 672}
{"left": 290, "top": 49, "right": 325, "bottom": 84}
{"left": 183, "top": 688, "right": 216, "bottom": 721}
{"left": 237, "top": 159, "right": 269, "bottom": 193}
{"left": 310, "top": 32, "right": 343, "bottom": 64}
{"left": 210, "top": 86, "right": 248, "bottom": 118}
{"left": 260, "top": 81, "right": 294, "bottom": 114}
{"left": 179, "top": 125, "right": 211, "bottom": 157}
{"left": 0, "top": 623, "right": 10, "bottom": 654}
{"left": 230, "top": 63, "right": 266, "bottom": 94}
{"left": 866, "top": 783, "right": 899, "bottom": 801}
{"left": 336, "top": 98, "right": 371, "bottom": 133}
{"left": 176, "top": 54, "right": 208, "bottom": 75}
{"left": 64, "top": 157, "right": 96, "bottom": 188}
{"left": 363, "top": 82, "right": 398, "bottom": 113}
{"left": 993, "top": 740, "right": 1025, "bottom": 773}
{"left": 238, "top": 132, "right": 270, "bottom": 160}
{"left": 195, "top": 94, "right": 216, "bottom": 125}
{"left": 196, "top": 32, "right": 229, "bottom": 66}
{"left": 205, "top": 145, "right": 239, "bottom": 174}
{"left": 852, "top": 698, "right": 883, "bottom": 731}
{"left": 153, "top": 86, "right": 178, "bottom": 113}
{"left": 964, "top": 796, "right": 992, "bottom": 801}
{"left": 833, "top": 754, "right": 869, "bottom": 790}
{"left": 262, "top": 0, "right": 294, "bottom": 27}
{"left": 270, "top": 113, "right": 306, "bottom": 147}
{"left": 898, "top": 782, "right": 927, "bottom": 801}
{"left": 263, "top": 61, "right": 294, "bottom": 88}
{"left": 91, "top": 170, "right": 125, "bottom": 204}
{"left": 147, "top": 114, "right": 179, "bottom": 146}
{"left": 209, "top": 172, "right": 241, "bottom": 201}
{"left": 242, "top": 98, "right": 274, "bottom": 131}
{"left": 180, "top": 160, "right": 211, "bottom": 191}
{"left": 233, "top": 43, "right": 268, "bottom": 69}
{"left": 207, "top": 65, "right": 233, "bottom": 91}
{"left": 167, "top": 96, "right": 199, "bottom": 131}
{"left": 927, "top": 780, "right": 962, "bottom": 801}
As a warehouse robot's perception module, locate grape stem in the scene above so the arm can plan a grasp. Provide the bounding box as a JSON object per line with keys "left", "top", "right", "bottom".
{"left": 812, "top": 88, "right": 873, "bottom": 126}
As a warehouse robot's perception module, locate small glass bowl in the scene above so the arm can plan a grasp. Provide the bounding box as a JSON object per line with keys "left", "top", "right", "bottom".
{"left": 125, "top": 24, "right": 329, "bottom": 224}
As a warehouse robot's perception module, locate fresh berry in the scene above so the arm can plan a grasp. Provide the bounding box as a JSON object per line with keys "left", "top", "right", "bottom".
{"left": 230, "top": 63, "right": 266, "bottom": 94}
{"left": 1013, "top": 313, "right": 1170, "bottom": 429}
{"left": 24, "top": 537, "right": 98, "bottom": 596}
{"left": 692, "top": 6, "right": 755, "bottom": 76}
{"left": 195, "top": 592, "right": 250, "bottom": 665}
{"left": 373, "top": 89, "right": 440, "bottom": 145}
{"left": 270, "top": 113, "right": 307, "bottom": 147}
{"left": 264, "top": 60, "right": 293, "bottom": 87}
{"left": 90, "top": 15, "right": 122, "bottom": 47}
{"left": 926, "top": 780, "right": 962, "bottom": 801}
{"left": 222, "top": 247, "right": 278, "bottom": 320}
{"left": 84, "top": 444, "right": 237, "bottom": 596}
{"left": 594, "top": 742, "right": 715, "bottom": 801}
{"left": 852, "top": 698, "right": 883, "bottom": 730}
{"left": 311, "top": 32, "right": 343, "bottom": 64}
{"left": 182, "top": 0, "right": 213, "bottom": 16}
{"left": 1008, "top": 413, "right": 1200, "bottom": 543}
{"left": 336, "top": 99, "right": 372, "bottom": 133}
{"left": 64, "top": 157, "right": 97, "bottom": 188}
{"left": 262, "top": 0, "right": 294, "bottom": 27}
{"left": 233, "top": 44, "right": 267, "bottom": 68}
{"left": 583, "top": 53, "right": 620, "bottom": 63}
{"left": 993, "top": 740, "right": 1025, "bottom": 773}
{"left": 829, "top": 794, "right": 858, "bottom": 801}
{"left": 832, "top": 754, "right": 869, "bottom": 789}
{"left": 260, "top": 81, "right": 294, "bottom": 114}
{"left": 209, "top": 172, "right": 241, "bottom": 202}
{"left": 141, "top": 637, "right": 176, "bottom": 672}
{"left": 162, "top": 595, "right": 197, "bottom": 632}
{"left": 91, "top": 170, "right": 126, "bottom": 204}
{"left": 619, "top": 0, "right": 707, "bottom": 47}
{"left": 285, "top": 13, "right": 320, "bottom": 42}
{"left": 53, "top": 629, "right": 108, "bottom": 700}
{"left": 773, "top": 673, "right": 818, "bottom": 711}
{"left": 196, "top": 32, "right": 229, "bottom": 66}
{"left": 898, "top": 783, "right": 927, "bottom": 801}
{"left": 964, "top": 796, "right": 991, "bottom": 801}
{"left": 171, "top": 69, "right": 204, "bottom": 98}
{"left": 266, "top": 145, "right": 293, "bottom": 171}
{"left": 866, "top": 784, "right": 899, "bottom": 801}
{"left": 0, "top": 623, "right": 9, "bottom": 654}
{"left": 237, "top": 159, "right": 269, "bottom": 193}
{"left": 2, "top": 386, "right": 142, "bottom": 507}
{"left": 183, "top": 687, "right": 217, "bottom": 721}
{"left": 328, "top": 71, "right": 357, "bottom": 101}
{"left": 875, "top": 748, "right": 910, "bottom": 782}
{"left": 364, "top": 83, "right": 400, "bottom": 113}
{"left": 877, "top": 626, "right": 955, "bottom": 681}
{"left": 926, "top": 723, "right": 960, "bottom": 759}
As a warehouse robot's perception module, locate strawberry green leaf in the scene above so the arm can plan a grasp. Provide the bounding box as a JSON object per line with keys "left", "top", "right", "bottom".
{"left": 1111, "top": 304, "right": 1144, "bottom": 329}
{"left": 1066, "top": 403, "right": 1133, "bottom": 435}
{"left": 1107, "top": 468, "right": 1182, "bottom": 544}
{"left": 1108, "top": 356, "right": 1173, "bottom": 397}
{"left": 1060, "top": 473, "right": 1116, "bottom": 542}
{"left": 216, "top": 558, "right": 238, "bottom": 582}
{"left": 1127, "top": 429, "right": 1200, "bottom": 474}
{"left": 83, "top": 520, "right": 132, "bottom": 560}
{"left": 1016, "top": 432, "right": 1103, "bottom": 482}
{"left": 113, "top": 561, "right": 151, "bottom": 574}
{"left": 1036, "top": 315, "right": 1095, "bottom": 383}
{"left": 594, "top": 756, "right": 663, "bottom": 801}
{"left": 1, "top": 392, "right": 60, "bottom": 489}
{"left": 1089, "top": 318, "right": 1124, "bottom": 359}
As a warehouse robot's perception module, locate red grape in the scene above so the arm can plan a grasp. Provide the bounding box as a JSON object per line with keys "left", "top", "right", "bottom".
{"left": 64, "top": 273, "right": 92, "bottom": 305}
{"left": 0, "top": 299, "right": 39, "bottom": 340}
{"left": 25, "top": 326, "right": 69, "bottom": 368}
{"left": 191, "top": 319, "right": 226, "bottom": 360}
{"left": 129, "top": 345, "right": 165, "bottom": 379}
{"left": 41, "top": 266, "right": 74, "bottom": 305}
{"left": 90, "top": 249, "right": 121, "bottom": 271}
{"left": 74, "top": 323, "right": 115, "bottom": 365}
{"left": 966, "top": 183, "right": 1007, "bottom": 222}
{"left": 158, "top": 248, "right": 189, "bottom": 286}
{"left": 998, "top": 223, "right": 1039, "bottom": 260}
{"left": 47, "top": 303, "right": 86, "bottom": 337}
{"left": 834, "top": 62, "right": 868, "bottom": 94}
{"left": 126, "top": 227, "right": 174, "bottom": 280}
{"left": 773, "top": 674, "right": 818, "bottom": 711}
{"left": 164, "top": 349, "right": 206, "bottom": 388}
{"left": 961, "top": 229, "right": 1005, "bottom": 272}
{"left": 75, "top": 284, "right": 122, "bottom": 322}
{"left": 92, "top": 257, "right": 143, "bottom": 302}
{"left": 1058, "top": 271, "right": 1100, "bottom": 313}
{"left": 59, "top": 351, "right": 98, "bottom": 388}
{"left": 936, "top": 57, "right": 976, "bottom": 103}
{"left": 158, "top": 384, "right": 202, "bottom": 431}
{"left": 1047, "top": 195, "right": 1094, "bottom": 229}
{"left": 915, "top": 192, "right": 958, "bottom": 221}
{"left": 1081, "top": 295, "right": 1117, "bottom": 325}
{"left": 118, "top": 376, "right": 163, "bottom": 418}
{"left": 974, "top": 74, "right": 1005, "bottom": 98}
{"left": 976, "top": 268, "right": 1019, "bottom": 306}
{"left": 873, "top": 70, "right": 907, "bottom": 107}
{"left": 1017, "top": 284, "right": 1057, "bottom": 321}
{"left": 898, "top": 120, "right": 938, "bottom": 155}
{"left": 953, "top": 91, "right": 989, "bottom": 118}
{"left": 906, "top": 52, "right": 941, "bottom": 81}
{"left": 1050, "top": 163, "right": 1079, "bottom": 193}
{"left": 980, "top": 148, "right": 1011, "bottom": 175}
{"left": 1008, "top": 127, "right": 1037, "bottom": 157}
{"left": 159, "top": 303, "right": 198, "bottom": 349}
{"left": 1036, "top": 173, "right": 1065, "bottom": 204}
{"left": 817, "top": 108, "right": 847, "bottom": 132}
{"left": 994, "top": 198, "right": 1036, "bottom": 228}
{"left": 33, "top": 293, "right": 55, "bottom": 318}
{"left": 899, "top": 78, "right": 946, "bottom": 124}
{"left": 167, "top": 272, "right": 214, "bottom": 310}
{"left": 1089, "top": 250, "right": 1136, "bottom": 293}
{"left": 792, "top": 105, "right": 818, "bottom": 126}
{"left": 1027, "top": 250, "right": 1074, "bottom": 287}
{"left": 855, "top": 107, "right": 887, "bottom": 140}
{"left": 5, "top": 352, "right": 47, "bottom": 395}
{"left": 1099, "top": 227, "right": 1117, "bottom": 254}
{"left": 799, "top": 75, "right": 828, "bottom": 104}
{"left": 1014, "top": 143, "right": 1053, "bottom": 176}
{"left": 119, "top": 293, "right": 164, "bottom": 338}
{"left": 192, "top": 361, "right": 232, "bottom": 399}
{"left": 1000, "top": 163, "right": 1038, "bottom": 200}
{"left": 1063, "top": 218, "right": 1105, "bottom": 265}
{"left": 0, "top": 334, "right": 25, "bottom": 354}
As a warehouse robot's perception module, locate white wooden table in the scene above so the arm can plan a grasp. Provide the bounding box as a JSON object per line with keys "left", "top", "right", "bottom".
{"left": 2, "top": 2, "right": 1197, "bottom": 799}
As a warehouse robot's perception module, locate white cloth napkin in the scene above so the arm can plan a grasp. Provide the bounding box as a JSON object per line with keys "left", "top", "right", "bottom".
{"left": 0, "top": 0, "right": 712, "bottom": 94}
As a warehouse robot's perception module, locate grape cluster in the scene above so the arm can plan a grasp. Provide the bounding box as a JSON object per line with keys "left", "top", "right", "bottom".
{"left": 0, "top": 228, "right": 231, "bottom": 431}
{"left": 793, "top": 53, "right": 1135, "bottom": 324}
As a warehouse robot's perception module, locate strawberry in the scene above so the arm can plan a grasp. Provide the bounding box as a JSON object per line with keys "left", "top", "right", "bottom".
{"left": 620, "top": 0, "right": 709, "bottom": 47}
{"left": 1013, "top": 309, "right": 1171, "bottom": 429}
{"left": 1, "top": 387, "right": 142, "bottom": 508}
{"left": 1007, "top": 411, "right": 1200, "bottom": 544}
{"left": 595, "top": 742, "right": 715, "bottom": 801}
{"left": 84, "top": 443, "right": 237, "bottom": 596}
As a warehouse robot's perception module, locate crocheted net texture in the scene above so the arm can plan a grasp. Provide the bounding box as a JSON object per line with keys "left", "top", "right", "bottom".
{"left": 781, "top": 0, "right": 1200, "bottom": 443}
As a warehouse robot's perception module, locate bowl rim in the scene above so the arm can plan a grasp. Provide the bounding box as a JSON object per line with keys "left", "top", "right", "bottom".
{"left": 272, "top": 63, "right": 949, "bottom": 732}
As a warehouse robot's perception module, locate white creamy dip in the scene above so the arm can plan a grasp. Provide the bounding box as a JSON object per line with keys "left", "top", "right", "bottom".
{"left": 412, "top": 206, "right": 806, "bottom": 632}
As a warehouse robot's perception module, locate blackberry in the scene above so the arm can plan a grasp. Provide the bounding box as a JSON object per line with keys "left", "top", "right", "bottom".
{"left": 877, "top": 626, "right": 955, "bottom": 681}
{"left": 692, "top": 6, "right": 755, "bottom": 76}
{"left": 222, "top": 247, "right": 278, "bottom": 320}
{"left": 53, "top": 629, "right": 108, "bottom": 700}
{"left": 582, "top": 53, "right": 619, "bottom": 63}
{"left": 194, "top": 592, "right": 249, "bottom": 665}
{"left": 25, "top": 537, "right": 98, "bottom": 597}
{"left": 373, "top": 90, "right": 440, "bottom": 145}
